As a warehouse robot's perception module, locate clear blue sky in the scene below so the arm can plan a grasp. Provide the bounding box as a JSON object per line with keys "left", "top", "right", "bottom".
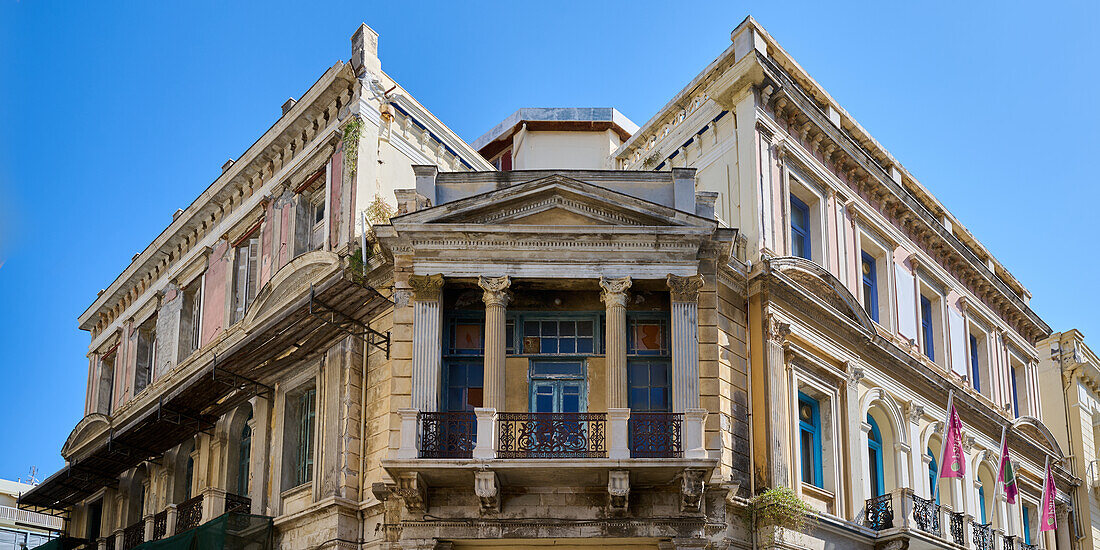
{"left": 0, "top": 1, "right": 1096, "bottom": 482}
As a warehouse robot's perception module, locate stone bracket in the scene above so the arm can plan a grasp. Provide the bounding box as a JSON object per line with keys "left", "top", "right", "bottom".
{"left": 608, "top": 470, "right": 630, "bottom": 514}
{"left": 474, "top": 470, "right": 500, "bottom": 514}
{"left": 395, "top": 472, "right": 428, "bottom": 513}
{"left": 680, "top": 468, "right": 707, "bottom": 514}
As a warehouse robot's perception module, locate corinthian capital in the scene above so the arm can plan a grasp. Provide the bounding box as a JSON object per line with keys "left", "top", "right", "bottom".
{"left": 408, "top": 274, "right": 444, "bottom": 301}
{"left": 666, "top": 274, "right": 705, "bottom": 302}
{"left": 599, "top": 276, "right": 632, "bottom": 308}
{"left": 478, "top": 275, "right": 511, "bottom": 308}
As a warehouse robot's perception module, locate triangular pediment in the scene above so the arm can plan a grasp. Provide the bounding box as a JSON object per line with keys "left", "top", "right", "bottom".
{"left": 393, "top": 174, "right": 714, "bottom": 229}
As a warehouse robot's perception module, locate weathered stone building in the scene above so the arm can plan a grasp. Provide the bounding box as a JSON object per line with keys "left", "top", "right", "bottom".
{"left": 19, "top": 16, "right": 1079, "bottom": 550}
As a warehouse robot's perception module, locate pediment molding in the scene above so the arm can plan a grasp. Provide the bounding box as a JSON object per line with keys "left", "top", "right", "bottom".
{"left": 242, "top": 250, "right": 340, "bottom": 329}
{"left": 61, "top": 413, "right": 111, "bottom": 460}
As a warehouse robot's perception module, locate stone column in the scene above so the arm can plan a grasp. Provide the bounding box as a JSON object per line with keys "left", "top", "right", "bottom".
{"left": 667, "top": 274, "right": 704, "bottom": 412}
{"left": 409, "top": 274, "right": 444, "bottom": 411}
{"left": 479, "top": 276, "right": 511, "bottom": 411}
{"left": 600, "top": 276, "right": 632, "bottom": 409}
{"left": 763, "top": 311, "right": 791, "bottom": 488}
{"left": 846, "top": 367, "right": 867, "bottom": 521}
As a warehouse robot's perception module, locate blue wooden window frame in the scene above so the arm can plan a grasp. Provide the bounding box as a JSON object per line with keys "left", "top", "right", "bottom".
{"left": 237, "top": 410, "right": 252, "bottom": 496}
{"left": 1022, "top": 505, "right": 1032, "bottom": 543}
{"left": 920, "top": 295, "right": 935, "bottom": 361}
{"left": 445, "top": 315, "right": 485, "bottom": 356}
{"left": 529, "top": 360, "right": 586, "bottom": 413}
{"left": 628, "top": 359, "right": 671, "bottom": 412}
{"left": 626, "top": 314, "right": 670, "bottom": 356}
{"left": 294, "top": 388, "right": 316, "bottom": 487}
{"left": 1010, "top": 366, "right": 1021, "bottom": 417}
{"left": 443, "top": 361, "right": 484, "bottom": 412}
{"left": 798, "top": 392, "right": 823, "bottom": 488}
{"left": 867, "top": 415, "right": 885, "bottom": 497}
{"left": 790, "top": 194, "right": 811, "bottom": 260}
{"left": 970, "top": 334, "right": 981, "bottom": 392}
{"left": 927, "top": 448, "right": 938, "bottom": 503}
{"left": 517, "top": 314, "right": 599, "bottom": 356}
{"left": 978, "top": 484, "right": 987, "bottom": 524}
{"left": 861, "top": 252, "right": 879, "bottom": 322}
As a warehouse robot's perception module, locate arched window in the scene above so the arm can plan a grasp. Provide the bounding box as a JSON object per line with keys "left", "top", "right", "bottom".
{"left": 927, "top": 448, "right": 938, "bottom": 503}
{"left": 867, "top": 415, "right": 885, "bottom": 497}
{"left": 237, "top": 411, "right": 253, "bottom": 496}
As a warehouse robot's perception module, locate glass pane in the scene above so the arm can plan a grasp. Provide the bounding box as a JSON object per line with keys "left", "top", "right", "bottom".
{"left": 540, "top": 337, "right": 558, "bottom": 354}
{"left": 532, "top": 361, "right": 581, "bottom": 376}
{"left": 450, "top": 363, "right": 466, "bottom": 386}
{"left": 651, "top": 362, "right": 668, "bottom": 384}
{"left": 506, "top": 323, "right": 514, "bottom": 353}
{"left": 524, "top": 321, "right": 539, "bottom": 337}
{"left": 541, "top": 321, "right": 558, "bottom": 336}
{"left": 559, "top": 338, "right": 575, "bottom": 353}
{"left": 469, "top": 363, "right": 483, "bottom": 385}
{"left": 629, "top": 362, "right": 648, "bottom": 385}
{"left": 560, "top": 322, "right": 575, "bottom": 336}
{"left": 634, "top": 323, "right": 663, "bottom": 351}
{"left": 576, "top": 338, "right": 593, "bottom": 354}
{"left": 562, "top": 386, "right": 581, "bottom": 412}
{"left": 453, "top": 324, "right": 483, "bottom": 351}
{"left": 577, "top": 321, "right": 593, "bottom": 337}
{"left": 630, "top": 388, "right": 649, "bottom": 410}
{"left": 651, "top": 387, "right": 667, "bottom": 410}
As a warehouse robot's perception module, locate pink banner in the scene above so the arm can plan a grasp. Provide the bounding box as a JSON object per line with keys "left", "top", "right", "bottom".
{"left": 997, "top": 428, "right": 1018, "bottom": 504}
{"left": 941, "top": 395, "right": 965, "bottom": 478}
{"left": 1040, "top": 459, "right": 1057, "bottom": 532}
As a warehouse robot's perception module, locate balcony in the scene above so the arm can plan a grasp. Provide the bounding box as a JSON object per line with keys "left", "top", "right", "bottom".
{"left": 384, "top": 407, "right": 714, "bottom": 514}
{"left": 864, "top": 488, "right": 1035, "bottom": 550}
{"left": 0, "top": 504, "right": 64, "bottom": 531}
{"left": 102, "top": 490, "right": 262, "bottom": 550}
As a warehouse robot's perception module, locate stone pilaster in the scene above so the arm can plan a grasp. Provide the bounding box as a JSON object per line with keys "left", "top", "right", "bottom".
{"left": 479, "top": 276, "right": 511, "bottom": 411}
{"left": 600, "top": 276, "right": 632, "bottom": 409}
{"left": 409, "top": 274, "right": 444, "bottom": 411}
{"left": 764, "top": 311, "right": 791, "bottom": 488}
{"left": 668, "top": 274, "right": 704, "bottom": 412}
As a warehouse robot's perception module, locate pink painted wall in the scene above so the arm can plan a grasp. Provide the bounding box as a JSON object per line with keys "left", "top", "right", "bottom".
{"left": 259, "top": 202, "right": 275, "bottom": 288}
{"left": 201, "top": 240, "right": 228, "bottom": 346}
{"left": 278, "top": 204, "right": 291, "bottom": 270}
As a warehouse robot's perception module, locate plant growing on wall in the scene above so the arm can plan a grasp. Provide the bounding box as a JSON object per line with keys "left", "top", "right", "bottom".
{"left": 342, "top": 116, "right": 363, "bottom": 178}
{"left": 366, "top": 194, "right": 394, "bottom": 225}
{"left": 739, "top": 487, "right": 815, "bottom": 542}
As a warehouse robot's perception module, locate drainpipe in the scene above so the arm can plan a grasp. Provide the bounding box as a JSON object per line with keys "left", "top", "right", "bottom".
{"left": 1057, "top": 336, "right": 1084, "bottom": 544}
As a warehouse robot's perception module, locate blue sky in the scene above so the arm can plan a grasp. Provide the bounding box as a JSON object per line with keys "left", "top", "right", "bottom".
{"left": 0, "top": 1, "right": 1096, "bottom": 482}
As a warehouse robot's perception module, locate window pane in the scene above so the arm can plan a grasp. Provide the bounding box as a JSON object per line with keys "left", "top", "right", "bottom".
{"left": 540, "top": 337, "right": 558, "bottom": 354}
{"left": 577, "top": 321, "right": 593, "bottom": 337}
{"left": 559, "top": 338, "right": 575, "bottom": 353}
{"left": 524, "top": 321, "right": 539, "bottom": 337}
{"left": 560, "top": 322, "right": 575, "bottom": 337}
{"left": 630, "top": 388, "right": 649, "bottom": 410}
{"left": 453, "top": 324, "right": 483, "bottom": 351}
{"left": 576, "top": 338, "right": 593, "bottom": 354}
{"left": 541, "top": 321, "right": 558, "bottom": 337}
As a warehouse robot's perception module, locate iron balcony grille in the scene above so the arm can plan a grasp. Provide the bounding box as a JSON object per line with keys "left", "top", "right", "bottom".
{"left": 152, "top": 510, "right": 167, "bottom": 541}
{"left": 225, "top": 493, "right": 252, "bottom": 515}
{"left": 419, "top": 411, "right": 476, "bottom": 458}
{"left": 628, "top": 412, "right": 683, "bottom": 458}
{"left": 103, "top": 535, "right": 115, "bottom": 550}
{"left": 122, "top": 520, "right": 144, "bottom": 550}
{"left": 1003, "top": 535, "right": 1015, "bottom": 550}
{"left": 972, "top": 521, "right": 994, "bottom": 550}
{"left": 175, "top": 494, "right": 203, "bottom": 533}
{"left": 950, "top": 511, "right": 965, "bottom": 545}
{"left": 865, "top": 493, "right": 893, "bottom": 530}
{"left": 911, "top": 494, "right": 940, "bottom": 535}
{"left": 497, "top": 412, "right": 607, "bottom": 459}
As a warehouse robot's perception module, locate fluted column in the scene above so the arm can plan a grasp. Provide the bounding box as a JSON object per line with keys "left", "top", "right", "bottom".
{"left": 600, "top": 276, "right": 632, "bottom": 409}
{"left": 668, "top": 274, "right": 704, "bottom": 412}
{"left": 479, "top": 276, "right": 511, "bottom": 411}
{"left": 409, "top": 274, "right": 444, "bottom": 411}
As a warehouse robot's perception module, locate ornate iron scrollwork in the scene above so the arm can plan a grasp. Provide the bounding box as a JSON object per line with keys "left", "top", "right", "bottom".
{"left": 152, "top": 511, "right": 167, "bottom": 541}
{"left": 419, "top": 411, "right": 476, "bottom": 458}
{"left": 865, "top": 493, "right": 894, "bottom": 530}
{"left": 950, "top": 511, "right": 965, "bottom": 545}
{"left": 497, "top": 412, "right": 606, "bottom": 458}
{"left": 175, "top": 494, "right": 203, "bottom": 533}
{"left": 911, "top": 494, "right": 940, "bottom": 535}
{"left": 629, "top": 412, "right": 683, "bottom": 458}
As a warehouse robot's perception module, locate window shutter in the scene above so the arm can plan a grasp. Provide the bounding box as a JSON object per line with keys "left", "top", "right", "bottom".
{"left": 293, "top": 197, "right": 311, "bottom": 258}
{"left": 247, "top": 237, "right": 260, "bottom": 304}
{"left": 895, "top": 263, "right": 918, "bottom": 342}
{"left": 949, "top": 308, "right": 967, "bottom": 377}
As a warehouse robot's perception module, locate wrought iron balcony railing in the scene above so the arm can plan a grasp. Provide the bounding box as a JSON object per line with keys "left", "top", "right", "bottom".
{"left": 419, "top": 411, "right": 476, "bottom": 458}
{"left": 122, "top": 520, "right": 144, "bottom": 550}
{"left": 628, "top": 412, "right": 683, "bottom": 458}
{"left": 1020, "top": 542, "right": 1038, "bottom": 550}
{"left": 972, "top": 521, "right": 994, "bottom": 550}
{"left": 175, "top": 494, "right": 203, "bottom": 533}
{"left": 103, "top": 535, "right": 115, "bottom": 550}
{"left": 910, "top": 494, "right": 940, "bottom": 535}
{"left": 225, "top": 492, "right": 252, "bottom": 515}
{"left": 950, "top": 511, "right": 965, "bottom": 546}
{"left": 152, "top": 510, "right": 167, "bottom": 541}
{"left": 865, "top": 493, "right": 893, "bottom": 530}
{"left": 497, "top": 412, "right": 607, "bottom": 459}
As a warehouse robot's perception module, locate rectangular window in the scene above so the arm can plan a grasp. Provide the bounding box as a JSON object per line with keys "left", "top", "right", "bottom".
{"left": 448, "top": 321, "right": 484, "bottom": 355}
{"left": 231, "top": 233, "right": 260, "bottom": 324}
{"left": 522, "top": 318, "right": 595, "bottom": 355}
{"left": 920, "top": 295, "right": 935, "bottom": 361}
{"left": 1022, "top": 504, "right": 1032, "bottom": 544}
{"left": 444, "top": 361, "right": 484, "bottom": 412}
{"left": 628, "top": 360, "right": 670, "bottom": 412}
{"left": 294, "top": 388, "right": 316, "bottom": 486}
{"left": 98, "top": 351, "right": 116, "bottom": 414}
{"left": 529, "top": 360, "right": 585, "bottom": 413}
{"left": 970, "top": 334, "right": 981, "bottom": 392}
{"left": 790, "top": 195, "right": 811, "bottom": 260}
{"left": 1010, "top": 365, "right": 1021, "bottom": 418}
{"left": 179, "top": 281, "right": 202, "bottom": 359}
{"left": 134, "top": 317, "right": 156, "bottom": 394}
{"left": 627, "top": 318, "right": 669, "bottom": 356}
{"left": 861, "top": 252, "right": 879, "bottom": 323}
{"left": 797, "top": 392, "right": 823, "bottom": 488}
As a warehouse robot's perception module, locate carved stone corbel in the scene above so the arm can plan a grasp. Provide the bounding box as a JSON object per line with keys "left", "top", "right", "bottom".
{"left": 680, "top": 468, "right": 707, "bottom": 514}
{"left": 394, "top": 472, "right": 428, "bottom": 513}
{"left": 474, "top": 470, "right": 499, "bottom": 513}
{"left": 608, "top": 470, "right": 630, "bottom": 513}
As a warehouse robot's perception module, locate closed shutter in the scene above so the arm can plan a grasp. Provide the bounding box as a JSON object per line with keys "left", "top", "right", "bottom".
{"left": 246, "top": 236, "right": 259, "bottom": 305}
{"left": 895, "top": 263, "right": 918, "bottom": 342}
{"left": 949, "top": 308, "right": 967, "bottom": 377}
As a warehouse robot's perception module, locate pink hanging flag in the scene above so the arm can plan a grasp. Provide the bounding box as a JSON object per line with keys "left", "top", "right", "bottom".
{"left": 938, "top": 391, "right": 966, "bottom": 479}
{"left": 996, "top": 427, "right": 1018, "bottom": 504}
{"left": 1040, "top": 457, "right": 1057, "bottom": 532}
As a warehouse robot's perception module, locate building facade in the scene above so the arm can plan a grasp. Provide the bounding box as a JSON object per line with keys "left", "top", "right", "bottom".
{"left": 19, "top": 16, "right": 1079, "bottom": 550}
{"left": 1038, "top": 330, "right": 1100, "bottom": 548}
{"left": 0, "top": 479, "right": 62, "bottom": 550}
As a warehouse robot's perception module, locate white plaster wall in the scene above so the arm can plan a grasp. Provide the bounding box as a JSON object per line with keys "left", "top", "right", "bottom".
{"left": 513, "top": 131, "right": 620, "bottom": 170}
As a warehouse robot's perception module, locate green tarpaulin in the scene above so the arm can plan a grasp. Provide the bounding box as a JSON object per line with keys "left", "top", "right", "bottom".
{"left": 132, "top": 513, "right": 272, "bottom": 550}
{"left": 28, "top": 537, "right": 88, "bottom": 550}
